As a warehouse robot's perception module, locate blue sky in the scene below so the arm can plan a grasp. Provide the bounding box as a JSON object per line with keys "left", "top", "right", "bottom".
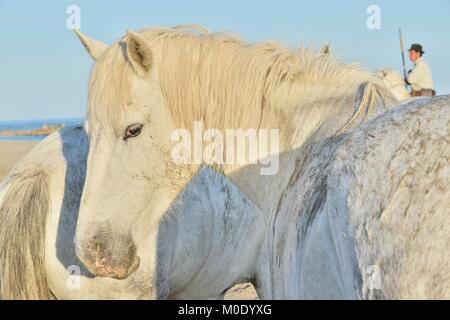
{"left": 0, "top": 0, "right": 449, "bottom": 121}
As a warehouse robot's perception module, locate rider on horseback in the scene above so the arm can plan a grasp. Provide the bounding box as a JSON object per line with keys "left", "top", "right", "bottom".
{"left": 405, "top": 44, "right": 436, "bottom": 97}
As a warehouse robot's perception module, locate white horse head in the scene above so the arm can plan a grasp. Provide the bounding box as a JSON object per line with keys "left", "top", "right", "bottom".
{"left": 74, "top": 30, "right": 180, "bottom": 282}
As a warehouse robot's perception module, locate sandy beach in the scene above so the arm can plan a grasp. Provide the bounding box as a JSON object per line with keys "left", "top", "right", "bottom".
{"left": 0, "top": 140, "right": 38, "bottom": 180}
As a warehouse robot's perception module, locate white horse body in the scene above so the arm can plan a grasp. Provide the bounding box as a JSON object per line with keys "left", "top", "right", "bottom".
{"left": 257, "top": 95, "right": 450, "bottom": 299}
{"left": 333, "top": 96, "right": 450, "bottom": 299}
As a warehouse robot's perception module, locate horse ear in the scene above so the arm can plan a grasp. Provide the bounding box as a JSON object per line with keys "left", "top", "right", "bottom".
{"left": 125, "top": 30, "right": 153, "bottom": 77}
{"left": 320, "top": 43, "right": 332, "bottom": 55}
{"left": 74, "top": 29, "right": 108, "bottom": 60}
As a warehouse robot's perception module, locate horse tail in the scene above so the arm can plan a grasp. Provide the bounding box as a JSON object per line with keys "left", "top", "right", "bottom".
{"left": 0, "top": 170, "right": 53, "bottom": 300}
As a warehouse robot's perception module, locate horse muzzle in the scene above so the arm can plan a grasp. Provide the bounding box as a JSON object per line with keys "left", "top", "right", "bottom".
{"left": 77, "top": 232, "right": 141, "bottom": 279}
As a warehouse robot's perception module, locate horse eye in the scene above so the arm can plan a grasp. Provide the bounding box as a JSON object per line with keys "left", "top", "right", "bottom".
{"left": 124, "top": 124, "right": 143, "bottom": 140}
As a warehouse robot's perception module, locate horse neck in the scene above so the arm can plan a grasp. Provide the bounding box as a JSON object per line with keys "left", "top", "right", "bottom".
{"left": 161, "top": 167, "right": 266, "bottom": 299}
{"left": 225, "top": 79, "right": 379, "bottom": 217}
{"left": 225, "top": 81, "right": 388, "bottom": 298}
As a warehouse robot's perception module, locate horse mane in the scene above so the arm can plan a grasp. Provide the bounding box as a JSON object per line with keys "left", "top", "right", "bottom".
{"left": 0, "top": 170, "right": 53, "bottom": 299}
{"left": 89, "top": 25, "right": 392, "bottom": 143}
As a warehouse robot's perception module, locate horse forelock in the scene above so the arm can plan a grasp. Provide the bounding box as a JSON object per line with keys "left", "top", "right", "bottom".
{"left": 87, "top": 43, "right": 135, "bottom": 132}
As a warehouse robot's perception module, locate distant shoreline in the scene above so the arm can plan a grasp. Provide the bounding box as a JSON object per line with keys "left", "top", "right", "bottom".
{"left": 0, "top": 123, "right": 65, "bottom": 138}
{"left": 0, "top": 118, "right": 83, "bottom": 141}
{"left": 0, "top": 140, "right": 39, "bottom": 179}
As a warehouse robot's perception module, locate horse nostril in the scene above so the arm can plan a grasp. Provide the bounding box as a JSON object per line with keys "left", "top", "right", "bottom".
{"left": 79, "top": 235, "right": 140, "bottom": 279}
{"left": 112, "top": 255, "right": 140, "bottom": 280}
